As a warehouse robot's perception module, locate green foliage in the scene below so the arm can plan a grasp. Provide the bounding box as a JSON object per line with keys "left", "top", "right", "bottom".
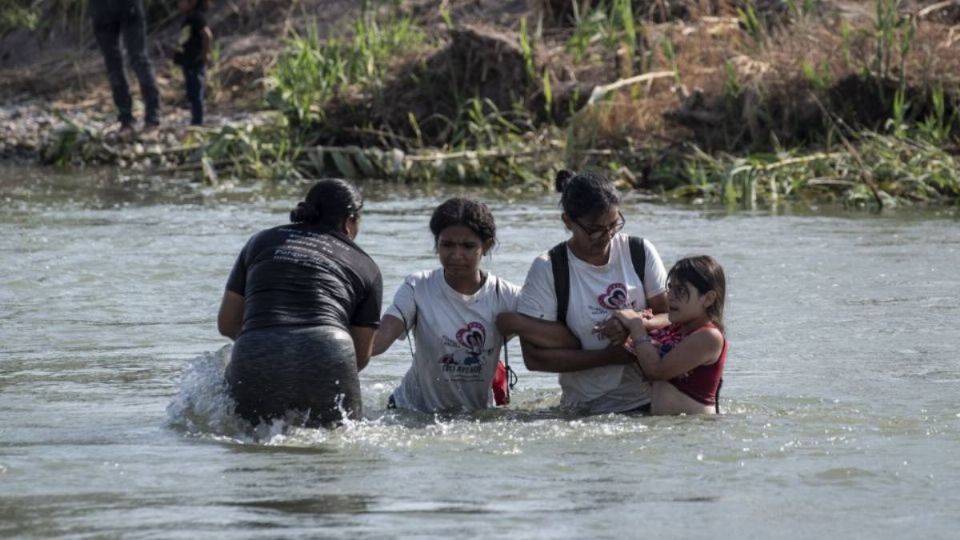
{"left": 736, "top": 1, "right": 766, "bottom": 47}
{"left": 203, "top": 120, "right": 308, "bottom": 181}
{"left": 916, "top": 86, "right": 956, "bottom": 145}
{"left": 785, "top": 0, "right": 820, "bottom": 21}
{"left": 542, "top": 68, "right": 553, "bottom": 120}
{"left": 519, "top": 17, "right": 536, "bottom": 82}
{"left": 839, "top": 21, "right": 854, "bottom": 69}
{"left": 439, "top": 3, "right": 453, "bottom": 30}
{"left": 723, "top": 61, "right": 741, "bottom": 98}
{"left": 0, "top": 1, "right": 39, "bottom": 32}
{"left": 267, "top": 15, "right": 427, "bottom": 124}
{"left": 567, "top": 3, "right": 606, "bottom": 64}
{"left": 873, "top": 0, "right": 915, "bottom": 83}
{"left": 801, "top": 60, "right": 831, "bottom": 91}
{"left": 612, "top": 0, "right": 636, "bottom": 64}
{"left": 566, "top": 0, "right": 639, "bottom": 66}
{"left": 671, "top": 132, "right": 960, "bottom": 207}
{"left": 448, "top": 98, "right": 528, "bottom": 149}
{"left": 887, "top": 86, "right": 909, "bottom": 138}
{"left": 660, "top": 38, "right": 681, "bottom": 85}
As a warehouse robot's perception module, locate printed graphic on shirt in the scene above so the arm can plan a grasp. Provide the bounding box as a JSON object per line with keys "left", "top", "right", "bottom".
{"left": 272, "top": 229, "right": 340, "bottom": 271}
{"left": 650, "top": 325, "right": 687, "bottom": 378}
{"left": 597, "top": 282, "right": 629, "bottom": 309}
{"left": 588, "top": 282, "right": 631, "bottom": 320}
{"left": 438, "top": 321, "right": 492, "bottom": 381}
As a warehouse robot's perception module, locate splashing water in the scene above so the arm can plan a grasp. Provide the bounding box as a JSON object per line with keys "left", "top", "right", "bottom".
{"left": 165, "top": 344, "right": 250, "bottom": 439}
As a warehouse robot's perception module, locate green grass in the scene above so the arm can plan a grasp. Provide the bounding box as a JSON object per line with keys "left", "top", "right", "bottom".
{"left": 664, "top": 130, "right": 960, "bottom": 208}
{"left": 266, "top": 14, "right": 427, "bottom": 125}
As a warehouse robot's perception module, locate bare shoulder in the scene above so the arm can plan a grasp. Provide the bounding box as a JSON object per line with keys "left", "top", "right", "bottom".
{"left": 689, "top": 326, "right": 724, "bottom": 363}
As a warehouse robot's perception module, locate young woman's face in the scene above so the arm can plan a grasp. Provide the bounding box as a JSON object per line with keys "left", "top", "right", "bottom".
{"left": 437, "top": 224, "right": 491, "bottom": 279}
{"left": 177, "top": 0, "right": 195, "bottom": 13}
{"left": 565, "top": 206, "right": 623, "bottom": 253}
{"left": 666, "top": 279, "right": 713, "bottom": 324}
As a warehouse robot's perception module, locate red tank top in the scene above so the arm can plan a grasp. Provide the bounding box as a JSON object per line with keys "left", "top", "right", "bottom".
{"left": 650, "top": 323, "right": 726, "bottom": 406}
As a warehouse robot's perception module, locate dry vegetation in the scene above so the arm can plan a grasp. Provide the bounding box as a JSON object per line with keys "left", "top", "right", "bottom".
{"left": 1, "top": 0, "right": 958, "bottom": 206}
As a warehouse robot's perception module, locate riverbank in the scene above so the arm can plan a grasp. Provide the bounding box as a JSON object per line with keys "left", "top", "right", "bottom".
{"left": 1, "top": 0, "right": 958, "bottom": 207}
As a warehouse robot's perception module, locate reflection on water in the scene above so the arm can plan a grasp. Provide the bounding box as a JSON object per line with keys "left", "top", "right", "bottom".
{"left": 230, "top": 495, "right": 372, "bottom": 514}
{"left": 1, "top": 169, "right": 960, "bottom": 538}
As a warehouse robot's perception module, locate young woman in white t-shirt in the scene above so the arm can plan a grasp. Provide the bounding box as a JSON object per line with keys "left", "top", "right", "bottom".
{"left": 372, "top": 198, "right": 535, "bottom": 413}
{"left": 497, "top": 170, "right": 670, "bottom": 415}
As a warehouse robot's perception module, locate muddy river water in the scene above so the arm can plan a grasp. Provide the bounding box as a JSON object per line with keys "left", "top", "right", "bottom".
{"left": 2, "top": 168, "right": 959, "bottom": 538}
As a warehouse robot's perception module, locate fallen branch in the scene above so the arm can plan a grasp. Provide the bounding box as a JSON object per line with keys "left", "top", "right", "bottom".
{"left": 804, "top": 177, "right": 859, "bottom": 187}
{"left": 917, "top": 0, "right": 959, "bottom": 18}
{"left": 587, "top": 71, "right": 675, "bottom": 106}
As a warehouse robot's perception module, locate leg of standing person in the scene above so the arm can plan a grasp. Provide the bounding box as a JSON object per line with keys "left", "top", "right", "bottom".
{"left": 121, "top": 0, "right": 160, "bottom": 127}
{"left": 91, "top": 5, "right": 134, "bottom": 129}
{"left": 183, "top": 65, "right": 205, "bottom": 125}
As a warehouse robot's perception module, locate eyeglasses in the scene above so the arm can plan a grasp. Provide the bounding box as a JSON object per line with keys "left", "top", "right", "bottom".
{"left": 665, "top": 281, "right": 690, "bottom": 301}
{"left": 574, "top": 211, "right": 625, "bottom": 240}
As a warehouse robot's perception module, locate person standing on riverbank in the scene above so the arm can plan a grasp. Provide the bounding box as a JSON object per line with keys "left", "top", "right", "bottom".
{"left": 89, "top": 0, "right": 161, "bottom": 132}
{"left": 173, "top": 0, "right": 212, "bottom": 126}
{"left": 217, "top": 179, "right": 383, "bottom": 428}
{"left": 371, "top": 198, "right": 525, "bottom": 412}
{"left": 497, "top": 170, "right": 670, "bottom": 415}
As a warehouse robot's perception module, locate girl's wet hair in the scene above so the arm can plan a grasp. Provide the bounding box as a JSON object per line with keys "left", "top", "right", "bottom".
{"left": 290, "top": 178, "right": 363, "bottom": 230}
{"left": 429, "top": 197, "right": 497, "bottom": 247}
{"left": 554, "top": 169, "right": 621, "bottom": 221}
{"left": 668, "top": 256, "right": 726, "bottom": 332}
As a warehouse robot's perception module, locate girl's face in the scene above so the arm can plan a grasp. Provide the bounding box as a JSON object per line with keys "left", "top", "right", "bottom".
{"left": 437, "top": 225, "right": 492, "bottom": 280}
{"left": 666, "top": 279, "right": 715, "bottom": 325}
{"left": 564, "top": 207, "right": 623, "bottom": 255}
{"left": 177, "top": 0, "right": 196, "bottom": 13}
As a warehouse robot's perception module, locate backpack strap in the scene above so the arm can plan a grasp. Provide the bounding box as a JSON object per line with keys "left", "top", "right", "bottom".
{"left": 548, "top": 242, "right": 570, "bottom": 325}
{"left": 628, "top": 236, "right": 646, "bottom": 286}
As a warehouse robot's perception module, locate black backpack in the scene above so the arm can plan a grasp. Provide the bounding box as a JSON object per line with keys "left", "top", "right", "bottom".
{"left": 548, "top": 236, "right": 647, "bottom": 325}
{"left": 549, "top": 241, "right": 725, "bottom": 414}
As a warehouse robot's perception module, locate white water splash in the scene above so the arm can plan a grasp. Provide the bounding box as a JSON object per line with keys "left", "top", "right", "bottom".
{"left": 165, "top": 344, "right": 249, "bottom": 439}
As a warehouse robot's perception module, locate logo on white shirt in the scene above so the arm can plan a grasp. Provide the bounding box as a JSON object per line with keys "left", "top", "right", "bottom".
{"left": 597, "top": 282, "right": 629, "bottom": 309}
{"left": 439, "top": 321, "right": 489, "bottom": 379}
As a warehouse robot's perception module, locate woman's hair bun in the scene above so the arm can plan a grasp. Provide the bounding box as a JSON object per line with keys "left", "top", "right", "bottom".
{"left": 290, "top": 201, "right": 320, "bottom": 223}
{"left": 554, "top": 169, "right": 575, "bottom": 193}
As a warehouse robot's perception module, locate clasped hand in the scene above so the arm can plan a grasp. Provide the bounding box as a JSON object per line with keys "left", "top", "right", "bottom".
{"left": 593, "top": 308, "right": 654, "bottom": 346}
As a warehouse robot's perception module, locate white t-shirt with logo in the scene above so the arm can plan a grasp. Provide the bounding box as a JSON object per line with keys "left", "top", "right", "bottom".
{"left": 386, "top": 269, "right": 521, "bottom": 413}
{"left": 517, "top": 233, "right": 667, "bottom": 414}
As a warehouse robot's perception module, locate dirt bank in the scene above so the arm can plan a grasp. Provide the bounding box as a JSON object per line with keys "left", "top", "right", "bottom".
{"left": 1, "top": 0, "right": 958, "bottom": 205}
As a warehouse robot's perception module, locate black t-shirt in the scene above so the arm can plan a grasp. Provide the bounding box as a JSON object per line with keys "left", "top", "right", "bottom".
{"left": 173, "top": 13, "right": 206, "bottom": 67}
{"left": 226, "top": 224, "right": 383, "bottom": 334}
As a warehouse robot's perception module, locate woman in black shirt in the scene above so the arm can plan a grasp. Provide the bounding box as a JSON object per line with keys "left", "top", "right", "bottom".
{"left": 217, "top": 179, "right": 383, "bottom": 427}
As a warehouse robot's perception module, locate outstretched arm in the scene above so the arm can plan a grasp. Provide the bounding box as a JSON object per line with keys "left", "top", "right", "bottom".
{"left": 217, "top": 290, "right": 244, "bottom": 340}
{"left": 643, "top": 292, "right": 670, "bottom": 331}
{"left": 496, "top": 312, "right": 580, "bottom": 349}
{"left": 611, "top": 309, "right": 722, "bottom": 380}
{"left": 371, "top": 314, "right": 407, "bottom": 356}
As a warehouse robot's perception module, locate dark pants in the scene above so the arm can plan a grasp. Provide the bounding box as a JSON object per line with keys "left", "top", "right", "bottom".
{"left": 90, "top": 0, "right": 160, "bottom": 125}
{"left": 182, "top": 65, "right": 205, "bottom": 125}
{"left": 225, "top": 326, "right": 362, "bottom": 428}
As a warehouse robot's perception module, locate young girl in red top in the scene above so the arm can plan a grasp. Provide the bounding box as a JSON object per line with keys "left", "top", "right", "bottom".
{"left": 612, "top": 256, "right": 727, "bottom": 415}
